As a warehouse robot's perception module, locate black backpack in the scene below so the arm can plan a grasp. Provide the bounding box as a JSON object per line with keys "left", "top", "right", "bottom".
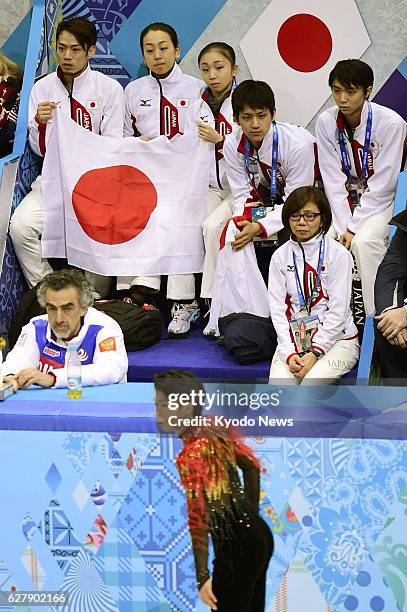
{"left": 218, "top": 312, "right": 277, "bottom": 364}
{"left": 8, "top": 286, "right": 162, "bottom": 351}
{"left": 94, "top": 300, "right": 162, "bottom": 351}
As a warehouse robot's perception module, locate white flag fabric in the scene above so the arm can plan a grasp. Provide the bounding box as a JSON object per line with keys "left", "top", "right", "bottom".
{"left": 41, "top": 109, "right": 209, "bottom": 276}
{"left": 240, "top": 0, "right": 370, "bottom": 126}
{"left": 206, "top": 220, "right": 270, "bottom": 335}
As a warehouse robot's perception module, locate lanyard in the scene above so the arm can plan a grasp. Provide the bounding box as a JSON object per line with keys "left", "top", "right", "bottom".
{"left": 338, "top": 102, "right": 372, "bottom": 179}
{"left": 244, "top": 121, "right": 279, "bottom": 202}
{"left": 292, "top": 237, "right": 325, "bottom": 313}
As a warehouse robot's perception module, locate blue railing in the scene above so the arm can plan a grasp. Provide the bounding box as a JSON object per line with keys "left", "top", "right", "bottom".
{"left": 356, "top": 170, "right": 407, "bottom": 381}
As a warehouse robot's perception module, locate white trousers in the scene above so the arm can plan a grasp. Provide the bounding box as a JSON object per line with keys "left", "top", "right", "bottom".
{"left": 201, "top": 187, "right": 234, "bottom": 298}
{"left": 330, "top": 206, "right": 393, "bottom": 315}
{"left": 9, "top": 177, "right": 52, "bottom": 287}
{"left": 116, "top": 273, "right": 196, "bottom": 300}
{"left": 269, "top": 337, "right": 359, "bottom": 384}
{"left": 9, "top": 177, "right": 112, "bottom": 297}
{"left": 117, "top": 187, "right": 233, "bottom": 301}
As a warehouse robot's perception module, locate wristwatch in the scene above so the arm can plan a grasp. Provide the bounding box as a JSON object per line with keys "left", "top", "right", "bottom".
{"left": 310, "top": 349, "right": 322, "bottom": 360}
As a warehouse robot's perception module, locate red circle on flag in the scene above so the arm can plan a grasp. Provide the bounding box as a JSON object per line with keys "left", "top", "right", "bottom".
{"left": 277, "top": 14, "right": 332, "bottom": 72}
{"left": 72, "top": 165, "right": 157, "bottom": 244}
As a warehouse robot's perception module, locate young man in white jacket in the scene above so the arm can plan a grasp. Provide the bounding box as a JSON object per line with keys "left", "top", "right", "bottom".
{"left": 9, "top": 17, "right": 124, "bottom": 292}
{"left": 3, "top": 269, "right": 128, "bottom": 389}
{"left": 316, "top": 59, "right": 406, "bottom": 315}
{"left": 206, "top": 80, "right": 317, "bottom": 334}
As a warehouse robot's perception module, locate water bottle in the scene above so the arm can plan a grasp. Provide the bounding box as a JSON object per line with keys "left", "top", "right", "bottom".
{"left": 67, "top": 343, "right": 82, "bottom": 399}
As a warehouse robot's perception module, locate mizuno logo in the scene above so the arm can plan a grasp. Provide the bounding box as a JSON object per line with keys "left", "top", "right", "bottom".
{"left": 140, "top": 99, "right": 151, "bottom": 107}
{"left": 287, "top": 265, "right": 294, "bottom": 271}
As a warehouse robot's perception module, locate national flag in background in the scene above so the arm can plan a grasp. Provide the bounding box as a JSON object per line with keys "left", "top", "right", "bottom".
{"left": 240, "top": 0, "right": 371, "bottom": 126}
{"left": 41, "top": 109, "right": 209, "bottom": 276}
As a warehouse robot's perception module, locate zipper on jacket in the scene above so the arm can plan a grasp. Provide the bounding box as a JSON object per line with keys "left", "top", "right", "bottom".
{"left": 214, "top": 144, "right": 223, "bottom": 190}
{"left": 213, "top": 111, "right": 224, "bottom": 190}
{"left": 299, "top": 242, "right": 311, "bottom": 314}
{"left": 58, "top": 66, "right": 74, "bottom": 122}
{"left": 156, "top": 76, "right": 164, "bottom": 135}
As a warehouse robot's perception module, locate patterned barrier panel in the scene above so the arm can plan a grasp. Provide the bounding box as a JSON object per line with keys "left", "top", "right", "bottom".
{"left": 0, "top": 431, "right": 406, "bottom": 611}
{"left": 0, "top": 383, "right": 406, "bottom": 611}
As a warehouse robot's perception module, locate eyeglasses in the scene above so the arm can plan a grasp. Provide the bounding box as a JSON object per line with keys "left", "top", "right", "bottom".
{"left": 289, "top": 212, "right": 321, "bottom": 222}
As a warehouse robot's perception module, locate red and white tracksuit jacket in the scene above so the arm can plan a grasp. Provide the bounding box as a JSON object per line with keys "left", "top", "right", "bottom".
{"left": 28, "top": 64, "right": 125, "bottom": 156}
{"left": 316, "top": 101, "right": 406, "bottom": 236}
{"left": 185, "top": 90, "right": 238, "bottom": 189}
{"left": 124, "top": 63, "right": 203, "bottom": 139}
{"left": 223, "top": 123, "right": 317, "bottom": 238}
{"left": 268, "top": 234, "right": 358, "bottom": 364}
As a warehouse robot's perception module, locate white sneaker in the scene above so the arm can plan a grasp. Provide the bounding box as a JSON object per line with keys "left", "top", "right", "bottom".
{"left": 168, "top": 300, "right": 200, "bottom": 338}
{"left": 203, "top": 323, "right": 218, "bottom": 337}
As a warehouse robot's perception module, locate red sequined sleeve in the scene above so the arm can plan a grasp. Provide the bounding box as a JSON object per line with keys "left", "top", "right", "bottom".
{"left": 177, "top": 444, "right": 210, "bottom": 590}
{"left": 185, "top": 492, "right": 210, "bottom": 589}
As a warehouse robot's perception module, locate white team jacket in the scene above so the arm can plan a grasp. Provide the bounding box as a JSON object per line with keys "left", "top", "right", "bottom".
{"left": 268, "top": 234, "right": 358, "bottom": 363}
{"left": 223, "top": 123, "right": 316, "bottom": 237}
{"left": 3, "top": 307, "right": 128, "bottom": 387}
{"left": 316, "top": 101, "right": 406, "bottom": 236}
{"left": 124, "top": 63, "right": 203, "bottom": 139}
{"left": 185, "top": 91, "right": 237, "bottom": 189}
{"left": 28, "top": 65, "right": 125, "bottom": 156}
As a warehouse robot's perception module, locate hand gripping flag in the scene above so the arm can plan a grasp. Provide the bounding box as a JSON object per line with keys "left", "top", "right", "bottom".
{"left": 41, "top": 109, "right": 210, "bottom": 276}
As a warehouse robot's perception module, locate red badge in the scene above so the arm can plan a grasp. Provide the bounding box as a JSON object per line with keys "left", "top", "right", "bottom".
{"left": 99, "top": 337, "right": 117, "bottom": 352}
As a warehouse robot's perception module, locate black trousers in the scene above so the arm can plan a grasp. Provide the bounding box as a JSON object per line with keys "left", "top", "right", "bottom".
{"left": 375, "top": 328, "right": 407, "bottom": 384}
{"left": 212, "top": 516, "right": 274, "bottom": 612}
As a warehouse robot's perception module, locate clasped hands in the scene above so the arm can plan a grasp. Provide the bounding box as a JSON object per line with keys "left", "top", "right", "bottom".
{"left": 375, "top": 307, "right": 407, "bottom": 348}
{"left": 288, "top": 352, "right": 318, "bottom": 380}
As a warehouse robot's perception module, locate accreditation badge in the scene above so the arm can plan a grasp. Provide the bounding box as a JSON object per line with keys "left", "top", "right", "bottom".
{"left": 290, "top": 315, "right": 319, "bottom": 354}
{"left": 251, "top": 206, "right": 273, "bottom": 222}
{"left": 345, "top": 177, "right": 366, "bottom": 208}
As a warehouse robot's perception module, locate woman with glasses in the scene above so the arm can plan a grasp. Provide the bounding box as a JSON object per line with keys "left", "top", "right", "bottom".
{"left": 268, "top": 186, "right": 359, "bottom": 383}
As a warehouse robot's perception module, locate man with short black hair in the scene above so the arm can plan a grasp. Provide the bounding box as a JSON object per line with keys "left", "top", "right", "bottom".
{"left": 205, "top": 80, "right": 316, "bottom": 335}
{"left": 9, "top": 17, "right": 124, "bottom": 291}
{"left": 316, "top": 59, "right": 406, "bottom": 315}
{"left": 223, "top": 80, "right": 316, "bottom": 249}
{"left": 3, "top": 269, "right": 128, "bottom": 389}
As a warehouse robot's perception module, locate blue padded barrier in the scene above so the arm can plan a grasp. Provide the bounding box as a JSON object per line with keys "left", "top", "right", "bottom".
{"left": 356, "top": 170, "right": 407, "bottom": 382}
{"left": 0, "top": 1, "right": 45, "bottom": 327}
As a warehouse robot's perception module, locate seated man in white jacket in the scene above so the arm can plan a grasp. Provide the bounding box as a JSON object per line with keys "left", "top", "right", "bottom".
{"left": 316, "top": 59, "right": 406, "bottom": 315}
{"left": 9, "top": 17, "right": 124, "bottom": 296}
{"left": 268, "top": 186, "right": 359, "bottom": 384}
{"left": 206, "top": 80, "right": 317, "bottom": 334}
{"left": 3, "top": 269, "right": 128, "bottom": 389}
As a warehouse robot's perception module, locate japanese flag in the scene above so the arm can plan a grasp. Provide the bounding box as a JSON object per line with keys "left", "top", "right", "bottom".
{"left": 240, "top": 0, "right": 371, "bottom": 126}
{"left": 41, "top": 109, "right": 209, "bottom": 276}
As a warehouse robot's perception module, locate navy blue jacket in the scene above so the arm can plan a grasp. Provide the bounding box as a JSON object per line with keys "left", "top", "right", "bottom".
{"left": 375, "top": 209, "right": 407, "bottom": 314}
